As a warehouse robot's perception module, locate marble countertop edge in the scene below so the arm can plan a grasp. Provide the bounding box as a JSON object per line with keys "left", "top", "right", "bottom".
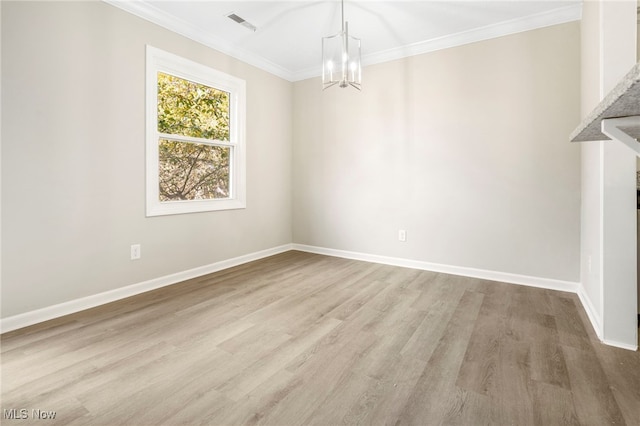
{"left": 570, "top": 61, "right": 640, "bottom": 143}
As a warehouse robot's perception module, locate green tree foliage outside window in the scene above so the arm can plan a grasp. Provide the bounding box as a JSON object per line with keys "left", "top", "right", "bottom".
{"left": 157, "top": 72, "right": 231, "bottom": 201}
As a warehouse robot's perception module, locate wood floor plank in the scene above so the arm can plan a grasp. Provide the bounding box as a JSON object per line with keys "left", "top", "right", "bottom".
{"left": 561, "top": 344, "right": 627, "bottom": 426}
{"left": 439, "top": 387, "right": 495, "bottom": 426}
{"left": 215, "top": 316, "right": 342, "bottom": 401}
{"left": 325, "top": 278, "right": 388, "bottom": 321}
{"left": 401, "top": 280, "right": 468, "bottom": 362}
{"left": 283, "top": 305, "right": 385, "bottom": 375}
{"left": 2, "top": 251, "right": 638, "bottom": 425}
{"left": 342, "top": 354, "right": 427, "bottom": 426}
{"left": 206, "top": 370, "right": 304, "bottom": 426}
{"left": 529, "top": 332, "right": 571, "bottom": 390}
{"left": 487, "top": 339, "right": 535, "bottom": 426}
{"left": 454, "top": 304, "right": 504, "bottom": 396}
{"left": 395, "top": 290, "right": 485, "bottom": 426}
{"left": 592, "top": 343, "right": 640, "bottom": 426}
{"left": 304, "top": 371, "right": 377, "bottom": 426}
{"left": 549, "top": 295, "right": 593, "bottom": 351}
{"left": 531, "top": 381, "right": 581, "bottom": 426}
{"left": 3, "top": 341, "right": 175, "bottom": 409}
{"left": 352, "top": 307, "right": 425, "bottom": 380}
{"left": 258, "top": 331, "right": 378, "bottom": 425}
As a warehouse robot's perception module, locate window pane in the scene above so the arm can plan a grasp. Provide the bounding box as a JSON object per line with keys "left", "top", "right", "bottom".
{"left": 159, "top": 139, "right": 230, "bottom": 201}
{"left": 157, "top": 72, "right": 230, "bottom": 141}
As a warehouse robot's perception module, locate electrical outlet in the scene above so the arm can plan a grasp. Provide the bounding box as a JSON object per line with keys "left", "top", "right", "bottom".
{"left": 398, "top": 229, "right": 407, "bottom": 242}
{"left": 131, "top": 244, "right": 141, "bottom": 260}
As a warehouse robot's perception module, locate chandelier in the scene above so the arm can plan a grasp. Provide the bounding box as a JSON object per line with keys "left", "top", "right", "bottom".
{"left": 322, "top": 0, "right": 362, "bottom": 90}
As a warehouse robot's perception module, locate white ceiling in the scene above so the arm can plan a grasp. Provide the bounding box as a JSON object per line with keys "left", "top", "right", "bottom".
{"left": 105, "top": 0, "right": 582, "bottom": 81}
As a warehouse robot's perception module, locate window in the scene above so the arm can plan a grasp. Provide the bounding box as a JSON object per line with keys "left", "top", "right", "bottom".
{"left": 146, "top": 46, "right": 246, "bottom": 216}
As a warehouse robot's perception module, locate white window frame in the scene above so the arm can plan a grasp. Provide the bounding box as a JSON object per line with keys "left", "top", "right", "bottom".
{"left": 146, "top": 45, "right": 246, "bottom": 216}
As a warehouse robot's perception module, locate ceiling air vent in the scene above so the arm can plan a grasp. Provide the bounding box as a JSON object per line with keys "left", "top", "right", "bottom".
{"left": 226, "top": 13, "right": 257, "bottom": 32}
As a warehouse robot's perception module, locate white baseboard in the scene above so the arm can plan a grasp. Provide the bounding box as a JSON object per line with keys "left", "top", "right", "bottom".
{"left": 601, "top": 338, "right": 638, "bottom": 351}
{"left": 576, "top": 284, "right": 638, "bottom": 351}
{"left": 292, "top": 244, "right": 580, "bottom": 294}
{"left": 294, "top": 245, "right": 639, "bottom": 350}
{"left": 4, "top": 242, "right": 617, "bottom": 351}
{"left": 576, "top": 283, "right": 604, "bottom": 340}
{"left": 0, "top": 244, "right": 293, "bottom": 334}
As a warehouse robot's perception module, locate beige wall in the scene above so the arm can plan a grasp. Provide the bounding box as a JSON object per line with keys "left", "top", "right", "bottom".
{"left": 1, "top": 1, "right": 584, "bottom": 323}
{"left": 293, "top": 22, "right": 581, "bottom": 281}
{"left": 1, "top": 1, "right": 293, "bottom": 317}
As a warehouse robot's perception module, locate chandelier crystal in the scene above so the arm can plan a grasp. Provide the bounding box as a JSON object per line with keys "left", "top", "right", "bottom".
{"left": 322, "top": 0, "right": 361, "bottom": 90}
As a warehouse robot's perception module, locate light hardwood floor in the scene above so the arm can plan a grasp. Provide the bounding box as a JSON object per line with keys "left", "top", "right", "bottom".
{"left": 2, "top": 251, "right": 639, "bottom": 425}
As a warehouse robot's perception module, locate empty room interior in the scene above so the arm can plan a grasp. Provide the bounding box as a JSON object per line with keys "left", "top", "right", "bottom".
{"left": 2, "top": 0, "right": 640, "bottom": 424}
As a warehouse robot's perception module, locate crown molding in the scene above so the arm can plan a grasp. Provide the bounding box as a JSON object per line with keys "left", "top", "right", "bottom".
{"left": 102, "top": 0, "right": 295, "bottom": 81}
{"left": 104, "top": 1, "right": 581, "bottom": 83}
{"left": 365, "top": 3, "right": 582, "bottom": 68}
{"left": 293, "top": 3, "right": 582, "bottom": 81}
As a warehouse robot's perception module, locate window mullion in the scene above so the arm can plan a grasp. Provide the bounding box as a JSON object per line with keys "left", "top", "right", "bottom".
{"left": 158, "top": 132, "right": 233, "bottom": 147}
